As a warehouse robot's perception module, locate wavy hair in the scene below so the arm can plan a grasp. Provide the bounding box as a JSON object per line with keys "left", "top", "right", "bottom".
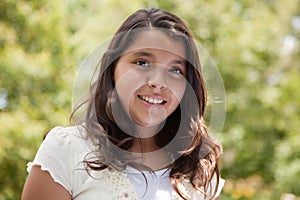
{"left": 71, "top": 8, "right": 222, "bottom": 199}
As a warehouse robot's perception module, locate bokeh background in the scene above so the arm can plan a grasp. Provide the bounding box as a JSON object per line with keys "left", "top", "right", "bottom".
{"left": 0, "top": 0, "right": 299, "bottom": 199}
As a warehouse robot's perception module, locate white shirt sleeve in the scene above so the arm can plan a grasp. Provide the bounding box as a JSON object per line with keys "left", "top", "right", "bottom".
{"left": 27, "top": 126, "right": 75, "bottom": 195}
{"left": 214, "top": 176, "right": 225, "bottom": 198}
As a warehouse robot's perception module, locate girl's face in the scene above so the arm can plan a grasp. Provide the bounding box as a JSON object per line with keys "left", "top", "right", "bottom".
{"left": 113, "top": 29, "right": 187, "bottom": 129}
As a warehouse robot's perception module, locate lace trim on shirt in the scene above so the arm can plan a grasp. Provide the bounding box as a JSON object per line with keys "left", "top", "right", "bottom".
{"left": 104, "top": 167, "right": 138, "bottom": 200}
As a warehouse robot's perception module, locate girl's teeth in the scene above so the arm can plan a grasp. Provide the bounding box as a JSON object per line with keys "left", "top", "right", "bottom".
{"left": 141, "top": 96, "right": 163, "bottom": 104}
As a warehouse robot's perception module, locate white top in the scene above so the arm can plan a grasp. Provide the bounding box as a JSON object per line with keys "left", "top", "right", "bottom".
{"left": 125, "top": 166, "right": 173, "bottom": 199}
{"left": 27, "top": 126, "right": 225, "bottom": 200}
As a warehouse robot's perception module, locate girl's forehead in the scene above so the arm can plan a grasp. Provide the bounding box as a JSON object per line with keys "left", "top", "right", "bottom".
{"left": 123, "top": 29, "right": 186, "bottom": 59}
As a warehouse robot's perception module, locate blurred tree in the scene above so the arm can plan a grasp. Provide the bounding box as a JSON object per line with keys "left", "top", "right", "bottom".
{"left": 0, "top": 0, "right": 74, "bottom": 199}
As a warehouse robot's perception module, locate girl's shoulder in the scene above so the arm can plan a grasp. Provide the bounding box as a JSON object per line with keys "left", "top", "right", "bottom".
{"left": 27, "top": 125, "right": 97, "bottom": 174}
{"left": 45, "top": 125, "right": 87, "bottom": 139}
{"left": 43, "top": 125, "right": 96, "bottom": 151}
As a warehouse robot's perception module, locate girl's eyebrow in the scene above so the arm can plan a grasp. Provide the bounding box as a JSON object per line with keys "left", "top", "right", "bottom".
{"left": 132, "top": 51, "right": 154, "bottom": 58}
{"left": 133, "top": 51, "right": 185, "bottom": 61}
{"left": 131, "top": 50, "right": 186, "bottom": 66}
{"left": 173, "top": 59, "right": 186, "bottom": 66}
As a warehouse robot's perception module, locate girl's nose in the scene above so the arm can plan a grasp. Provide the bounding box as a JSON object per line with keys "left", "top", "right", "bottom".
{"left": 147, "top": 68, "right": 167, "bottom": 90}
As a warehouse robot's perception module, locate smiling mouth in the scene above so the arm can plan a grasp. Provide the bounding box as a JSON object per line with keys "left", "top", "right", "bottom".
{"left": 138, "top": 95, "right": 167, "bottom": 105}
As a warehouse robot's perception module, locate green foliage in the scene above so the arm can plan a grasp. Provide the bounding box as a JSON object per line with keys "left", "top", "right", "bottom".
{"left": 0, "top": 0, "right": 73, "bottom": 199}
{"left": 0, "top": 0, "right": 299, "bottom": 199}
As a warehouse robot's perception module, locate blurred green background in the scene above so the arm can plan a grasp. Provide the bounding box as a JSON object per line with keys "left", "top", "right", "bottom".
{"left": 0, "top": 0, "right": 299, "bottom": 199}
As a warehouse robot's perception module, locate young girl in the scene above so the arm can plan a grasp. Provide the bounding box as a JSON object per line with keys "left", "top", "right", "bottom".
{"left": 22, "top": 8, "right": 224, "bottom": 200}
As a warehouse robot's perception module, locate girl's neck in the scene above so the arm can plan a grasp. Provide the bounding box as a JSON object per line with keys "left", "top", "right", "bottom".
{"left": 129, "top": 137, "right": 159, "bottom": 153}
{"left": 128, "top": 125, "right": 170, "bottom": 170}
{"left": 129, "top": 123, "right": 163, "bottom": 152}
{"left": 129, "top": 138, "right": 170, "bottom": 171}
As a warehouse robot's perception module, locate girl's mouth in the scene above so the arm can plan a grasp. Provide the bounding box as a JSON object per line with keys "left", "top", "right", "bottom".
{"left": 138, "top": 95, "right": 167, "bottom": 105}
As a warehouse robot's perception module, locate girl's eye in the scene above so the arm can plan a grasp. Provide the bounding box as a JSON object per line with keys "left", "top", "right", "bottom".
{"left": 169, "top": 67, "right": 183, "bottom": 75}
{"left": 135, "top": 60, "right": 150, "bottom": 68}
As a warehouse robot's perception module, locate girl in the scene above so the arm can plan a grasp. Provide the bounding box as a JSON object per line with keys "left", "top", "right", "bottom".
{"left": 22, "top": 8, "right": 224, "bottom": 200}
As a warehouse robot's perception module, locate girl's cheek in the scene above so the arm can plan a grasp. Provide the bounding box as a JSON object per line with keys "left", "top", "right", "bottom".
{"left": 168, "top": 80, "right": 186, "bottom": 103}
{"left": 114, "top": 69, "right": 146, "bottom": 105}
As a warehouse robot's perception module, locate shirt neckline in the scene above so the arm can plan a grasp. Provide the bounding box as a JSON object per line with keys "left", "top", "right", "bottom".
{"left": 125, "top": 165, "right": 171, "bottom": 176}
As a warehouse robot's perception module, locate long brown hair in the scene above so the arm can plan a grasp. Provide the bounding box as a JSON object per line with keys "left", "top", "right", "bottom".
{"left": 72, "top": 8, "right": 222, "bottom": 199}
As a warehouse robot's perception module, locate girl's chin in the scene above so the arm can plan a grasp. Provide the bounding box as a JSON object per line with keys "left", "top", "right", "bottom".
{"left": 131, "top": 110, "right": 168, "bottom": 128}
{"left": 133, "top": 119, "right": 165, "bottom": 134}
{"left": 133, "top": 118, "right": 166, "bottom": 128}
